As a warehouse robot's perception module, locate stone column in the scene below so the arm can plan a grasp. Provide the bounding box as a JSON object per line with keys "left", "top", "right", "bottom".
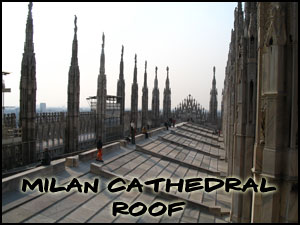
{"left": 20, "top": 2, "right": 37, "bottom": 164}
{"left": 65, "top": 15, "right": 80, "bottom": 153}
{"left": 231, "top": 3, "right": 249, "bottom": 222}
{"left": 241, "top": 4, "right": 258, "bottom": 223}
{"left": 228, "top": 26, "right": 237, "bottom": 178}
{"left": 252, "top": 2, "right": 298, "bottom": 222}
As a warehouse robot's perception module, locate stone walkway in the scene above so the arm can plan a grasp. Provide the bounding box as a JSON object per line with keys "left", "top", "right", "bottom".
{"left": 2, "top": 122, "right": 231, "bottom": 223}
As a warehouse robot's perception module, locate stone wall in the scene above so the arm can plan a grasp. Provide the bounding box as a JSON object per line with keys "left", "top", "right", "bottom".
{"left": 222, "top": 2, "right": 298, "bottom": 223}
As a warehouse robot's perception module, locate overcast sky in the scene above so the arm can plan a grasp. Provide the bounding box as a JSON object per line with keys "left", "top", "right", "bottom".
{"left": 2, "top": 2, "right": 237, "bottom": 110}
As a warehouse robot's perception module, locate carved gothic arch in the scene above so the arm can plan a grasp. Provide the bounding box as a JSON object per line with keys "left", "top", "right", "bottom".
{"left": 264, "top": 3, "right": 287, "bottom": 47}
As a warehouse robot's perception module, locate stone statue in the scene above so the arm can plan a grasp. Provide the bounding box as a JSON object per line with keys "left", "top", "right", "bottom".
{"left": 145, "top": 60, "right": 147, "bottom": 69}
{"left": 74, "top": 15, "right": 77, "bottom": 33}
{"left": 260, "top": 103, "right": 266, "bottom": 144}
{"left": 102, "top": 33, "right": 105, "bottom": 48}
{"left": 121, "top": 45, "right": 124, "bottom": 57}
{"left": 28, "top": 2, "right": 32, "bottom": 12}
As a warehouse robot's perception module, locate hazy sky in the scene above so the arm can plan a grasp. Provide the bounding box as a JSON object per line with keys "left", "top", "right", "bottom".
{"left": 2, "top": 2, "right": 237, "bottom": 110}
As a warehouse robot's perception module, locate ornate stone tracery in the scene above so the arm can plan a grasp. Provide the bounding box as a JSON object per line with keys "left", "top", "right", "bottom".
{"left": 174, "top": 94, "right": 204, "bottom": 123}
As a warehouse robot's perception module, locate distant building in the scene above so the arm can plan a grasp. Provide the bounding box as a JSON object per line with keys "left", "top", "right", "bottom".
{"left": 40, "top": 103, "right": 46, "bottom": 113}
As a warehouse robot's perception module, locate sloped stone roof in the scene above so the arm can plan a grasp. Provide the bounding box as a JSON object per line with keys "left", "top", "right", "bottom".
{"left": 2, "top": 122, "right": 230, "bottom": 223}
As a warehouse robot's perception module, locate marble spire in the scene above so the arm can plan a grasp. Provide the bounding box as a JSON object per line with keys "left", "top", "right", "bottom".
{"left": 152, "top": 66, "right": 160, "bottom": 127}
{"left": 65, "top": 15, "right": 80, "bottom": 153}
{"left": 19, "top": 2, "right": 37, "bottom": 163}
{"left": 142, "top": 60, "right": 148, "bottom": 127}
{"left": 117, "top": 45, "right": 125, "bottom": 136}
{"left": 163, "top": 66, "right": 171, "bottom": 121}
{"left": 96, "top": 32, "right": 107, "bottom": 142}
{"left": 130, "top": 54, "right": 138, "bottom": 127}
{"left": 209, "top": 66, "right": 218, "bottom": 124}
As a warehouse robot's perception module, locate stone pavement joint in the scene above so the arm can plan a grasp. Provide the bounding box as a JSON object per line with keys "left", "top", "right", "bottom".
{"left": 135, "top": 144, "right": 221, "bottom": 177}
{"left": 158, "top": 135, "right": 221, "bottom": 160}
{"left": 171, "top": 129, "right": 221, "bottom": 148}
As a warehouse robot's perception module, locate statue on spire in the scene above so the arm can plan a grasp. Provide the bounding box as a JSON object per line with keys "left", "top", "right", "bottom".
{"left": 102, "top": 32, "right": 105, "bottom": 48}
{"left": 135, "top": 54, "right": 137, "bottom": 65}
{"left": 155, "top": 66, "right": 158, "bottom": 75}
{"left": 121, "top": 45, "right": 124, "bottom": 57}
{"left": 166, "top": 66, "right": 169, "bottom": 76}
{"left": 28, "top": 2, "right": 33, "bottom": 12}
{"left": 74, "top": 15, "right": 77, "bottom": 34}
{"left": 145, "top": 61, "right": 147, "bottom": 70}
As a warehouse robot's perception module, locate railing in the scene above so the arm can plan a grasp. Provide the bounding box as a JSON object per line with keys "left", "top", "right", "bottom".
{"left": 2, "top": 131, "right": 97, "bottom": 172}
{"left": 2, "top": 127, "right": 22, "bottom": 139}
{"left": 2, "top": 140, "right": 35, "bottom": 171}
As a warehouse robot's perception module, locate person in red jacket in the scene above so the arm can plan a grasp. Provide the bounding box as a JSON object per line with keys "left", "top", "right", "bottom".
{"left": 96, "top": 136, "right": 103, "bottom": 162}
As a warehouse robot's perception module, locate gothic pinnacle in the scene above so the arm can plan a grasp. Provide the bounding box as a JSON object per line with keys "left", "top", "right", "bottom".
{"left": 20, "top": 1, "right": 37, "bottom": 163}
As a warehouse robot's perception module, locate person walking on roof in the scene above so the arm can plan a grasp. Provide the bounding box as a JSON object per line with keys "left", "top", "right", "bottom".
{"left": 96, "top": 136, "right": 103, "bottom": 162}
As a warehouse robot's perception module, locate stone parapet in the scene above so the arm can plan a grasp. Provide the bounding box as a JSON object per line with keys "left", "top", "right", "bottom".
{"left": 78, "top": 141, "right": 120, "bottom": 162}
{"left": 2, "top": 158, "right": 65, "bottom": 194}
{"left": 65, "top": 155, "right": 79, "bottom": 167}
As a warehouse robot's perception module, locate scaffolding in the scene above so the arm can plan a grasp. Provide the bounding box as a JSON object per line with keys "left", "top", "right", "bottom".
{"left": 86, "top": 96, "right": 97, "bottom": 112}
{"left": 86, "top": 95, "right": 123, "bottom": 143}
{"left": 105, "top": 95, "right": 122, "bottom": 142}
